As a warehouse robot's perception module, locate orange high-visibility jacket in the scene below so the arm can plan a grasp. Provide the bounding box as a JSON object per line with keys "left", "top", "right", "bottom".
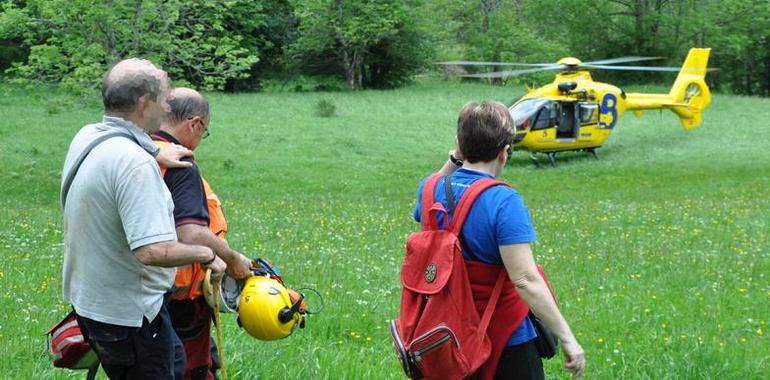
{"left": 155, "top": 140, "right": 228, "bottom": 300}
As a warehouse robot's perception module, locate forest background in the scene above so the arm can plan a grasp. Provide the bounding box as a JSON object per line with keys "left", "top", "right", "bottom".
{"left": 1, "top": 0, "right": 769, "bottom": 95}
{"left": 1, "top": 1, "right": 769, "bottom": 379}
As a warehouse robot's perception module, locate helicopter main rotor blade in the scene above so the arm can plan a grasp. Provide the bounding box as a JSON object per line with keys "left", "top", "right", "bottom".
{"left": 582, "top": 56, "right": 663, "bottom": 65}
{"left": 579, "top": 64, "right": 682, "bottom": 72}
{"left": 461, "top": 65, "right": 565, "bottom": 78}
{"left": 436, "top": 61, "right": 557, "bottom": 68}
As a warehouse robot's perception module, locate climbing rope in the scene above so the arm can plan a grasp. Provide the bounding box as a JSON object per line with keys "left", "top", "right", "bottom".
{"left": 207, "top": 269, "right": 228, "bottom": 380}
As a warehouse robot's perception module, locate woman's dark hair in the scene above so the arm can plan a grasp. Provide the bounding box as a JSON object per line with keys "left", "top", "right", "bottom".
{"left": 456, "top": 101, "right": 516, "bottom": 163}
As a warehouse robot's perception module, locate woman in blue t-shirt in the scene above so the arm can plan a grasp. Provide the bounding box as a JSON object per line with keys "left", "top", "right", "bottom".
{"left": 414, "top": 101, "right": 585, "bottom": 380}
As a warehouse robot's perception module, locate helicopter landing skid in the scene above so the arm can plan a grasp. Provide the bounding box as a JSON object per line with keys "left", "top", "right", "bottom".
{"left": 546, "top": 152, "right": 557, "bottom": 167}
{"left": 529, "top": 148, "right": 600, "bottom": 167}
{"left": 528, "top": 152, "right": 556, "bottom": 167}
{"left": 529, "top": 153, "right": 541, "bottom": 167}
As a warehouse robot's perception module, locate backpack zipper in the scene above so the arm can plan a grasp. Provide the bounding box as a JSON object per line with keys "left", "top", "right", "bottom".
{"left": 412, "top": 333, "right": 451, "bottom": 363}
{"left": 410, "top": 325, "right": 459, "bottom": 364}
{"left": 390, "top": 320, "right": 414, "bottom": 376}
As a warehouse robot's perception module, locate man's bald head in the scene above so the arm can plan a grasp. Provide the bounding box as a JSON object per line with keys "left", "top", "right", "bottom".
{"left": 102, "top": 58, "right": 168, "bottom": 113}
{"left": 160, "top": 88, "right": 211, "bottom": 150}
{"left": 166, "top": 87, "right": 209, "bottom": 124}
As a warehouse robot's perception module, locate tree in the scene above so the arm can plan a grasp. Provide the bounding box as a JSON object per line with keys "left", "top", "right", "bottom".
{"left": 289, "top": 0, "right": 429, "bottom": 90}
{"left": 426, "top": 0, "right": 568, "bottom": 85}
{"left": 0, "top": 0, "right": 263, "bottom": 91}
{"left": 228, "top": 0, "right": 299, "bottom": 91}
{"left": 514, "top": 0, "right": 770, "bottom": 95}
{"left": 697, "top": 0, "right": 770, "bottom": 95}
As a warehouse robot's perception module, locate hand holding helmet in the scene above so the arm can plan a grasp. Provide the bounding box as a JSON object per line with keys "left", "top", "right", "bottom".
{"left": 224, "top": 252, "right": 253, "bottom": 280}
{"left": 203, "top": 257, "right": 318, "bottom": 341}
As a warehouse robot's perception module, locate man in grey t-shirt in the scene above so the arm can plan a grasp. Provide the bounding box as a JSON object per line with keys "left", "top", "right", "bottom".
{"left": 61, "top": 58, "right": 226, "bottom": 379}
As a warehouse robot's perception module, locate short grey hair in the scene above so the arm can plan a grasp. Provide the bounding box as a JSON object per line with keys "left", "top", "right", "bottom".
{"left": 166, "top": 90, "right": 209, "bottom": 123}
{"left": 102, "top": 63, "right": 162, "bottom": 113}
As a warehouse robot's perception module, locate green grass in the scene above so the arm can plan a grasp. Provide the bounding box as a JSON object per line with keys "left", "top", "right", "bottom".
{"left": 0, "top": 80, "right": 768, "bottom": 379}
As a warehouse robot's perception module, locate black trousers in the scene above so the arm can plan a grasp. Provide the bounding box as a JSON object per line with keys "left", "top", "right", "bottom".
{"left": 494, "top": 340, "right": 545, "bottom": 380}
{"left": 75, "top": 305, "right": 185, "bottom": 380}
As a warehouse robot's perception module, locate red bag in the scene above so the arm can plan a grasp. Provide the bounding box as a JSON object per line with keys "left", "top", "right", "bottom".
{"left": 390, "top": 174, "right": 507, "bottom": 380}
{"left": 47, "top": 311, "right": 98, "bottom": 369}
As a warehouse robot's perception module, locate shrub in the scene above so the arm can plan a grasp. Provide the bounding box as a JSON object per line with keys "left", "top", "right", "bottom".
{"left": 314, "top": 99, "right": 336, "bottom": 118}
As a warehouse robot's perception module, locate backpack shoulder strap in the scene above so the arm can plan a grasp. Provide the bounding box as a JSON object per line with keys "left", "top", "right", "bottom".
{"left": 420, "top": 173, "right": 444, "bottom": 231}
{"left": 447, "top": 178, "right": 509, "bottom": 233}
{"left": 444, "top": 175, "right": 482, "bottom": 261}
{"left": 60, "top": 132, "right": 134, "bottom": 208}
{"left": 479, "top": 269, "right": 507, "bottom": 334}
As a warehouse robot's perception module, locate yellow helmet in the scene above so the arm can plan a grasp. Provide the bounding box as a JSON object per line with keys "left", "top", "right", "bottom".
{"left": 238, "top": 276, "right": 306, "bottom": 341}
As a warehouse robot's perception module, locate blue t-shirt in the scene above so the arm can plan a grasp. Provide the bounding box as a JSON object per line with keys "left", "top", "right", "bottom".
{"left": 413, "top": 168, "right": 537, "bottom": 346}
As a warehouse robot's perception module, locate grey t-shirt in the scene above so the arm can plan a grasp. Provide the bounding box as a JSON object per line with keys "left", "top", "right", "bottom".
{"left": 62, "top": 116, "right": 177, "bottom": 327}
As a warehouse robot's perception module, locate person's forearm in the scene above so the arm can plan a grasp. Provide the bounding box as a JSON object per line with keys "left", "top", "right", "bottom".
{"left": 438, "top": 158, "right": 461, "bottom": 175}
{"left": 176, "top": 224, "right": 238, "bottom": 264}
{"left": 134, "top": 240, "right": 213, "bottom": 267}
{"left": 501, "top": 244, "right": 579, "bottom": 344}
{"left": 512, "top": 270, "right": 577, "bottom": 343}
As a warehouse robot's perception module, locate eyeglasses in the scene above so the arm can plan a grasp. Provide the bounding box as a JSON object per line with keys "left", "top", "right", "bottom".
{"left": 189, "top": 117, "right": 210, "bottom": 139}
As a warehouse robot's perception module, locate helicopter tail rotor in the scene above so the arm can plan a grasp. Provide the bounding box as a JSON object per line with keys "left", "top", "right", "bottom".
{"left": 668, "top": 48, "right": 713, "bottom": 129}
{"left": 623, "top": 48, "right": 713, "bottom": 130}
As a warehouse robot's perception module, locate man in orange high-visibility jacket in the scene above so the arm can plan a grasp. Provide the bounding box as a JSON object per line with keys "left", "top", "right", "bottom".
{"left": 152, "top": 87, "right": 253, "bottom": 380}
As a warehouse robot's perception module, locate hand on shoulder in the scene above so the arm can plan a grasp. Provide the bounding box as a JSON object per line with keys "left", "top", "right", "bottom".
{"left": 156, "top": 144, "right": 193, "bottom": 169}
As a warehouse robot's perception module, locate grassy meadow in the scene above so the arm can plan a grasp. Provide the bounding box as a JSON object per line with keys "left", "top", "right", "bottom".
{"left": 0, "top": 79, "right": 768, "bottom": 379}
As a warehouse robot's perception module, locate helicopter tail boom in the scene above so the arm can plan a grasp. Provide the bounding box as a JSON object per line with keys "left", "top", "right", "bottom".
{"left": 624, "top": 48, "right": 712, "bottom": 130}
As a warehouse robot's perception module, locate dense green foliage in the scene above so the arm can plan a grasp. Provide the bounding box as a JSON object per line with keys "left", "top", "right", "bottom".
{"left": 2, "top": 0, "right": 769, "bottom": 94}
{"left": 516, "top": 0, "right": 770, "bottom": 95}
{"left": 423, "top": 0, "right": 770, "bottom": 94}
{"left": 0, "top": 0, "right": 262, "bottom": 91}
{"left": 286, "top": 0, "right": 432, "bottom": 90}
{"left": 1, "top": 81, "right": 768, "bottom": 378}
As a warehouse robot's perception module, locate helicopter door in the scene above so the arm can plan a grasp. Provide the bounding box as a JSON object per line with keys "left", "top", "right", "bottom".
{"left": 556, "top": 102, "right": 578, "bottom": 139}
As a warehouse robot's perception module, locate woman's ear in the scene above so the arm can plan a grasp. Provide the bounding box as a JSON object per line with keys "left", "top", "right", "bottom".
{"left": 497, "top": 145, "right": 508, "bottom": 163}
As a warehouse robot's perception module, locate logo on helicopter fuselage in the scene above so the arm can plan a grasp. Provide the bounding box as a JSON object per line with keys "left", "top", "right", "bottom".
{"left": 598, "top": 93, "right": 618, "bottom": 129}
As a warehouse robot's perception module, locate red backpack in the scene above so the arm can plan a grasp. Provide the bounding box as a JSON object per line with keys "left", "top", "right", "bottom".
{"left": 390, "top": 174, "right": 507, "bottom": 380}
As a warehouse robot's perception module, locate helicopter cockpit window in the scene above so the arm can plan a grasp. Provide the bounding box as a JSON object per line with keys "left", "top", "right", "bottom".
{"left": 510, "top": 98, "right": 551, "bottom": 131}
{"left": 532, "top": 104, "right": 556, "bottom": 130}
{"left": 578, "top": 102, "right": 598, "bottom": 125}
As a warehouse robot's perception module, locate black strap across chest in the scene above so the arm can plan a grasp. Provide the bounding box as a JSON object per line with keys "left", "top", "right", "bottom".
{"left": 443, "top": 175, "right": 482, "bottom": 262}
{"left": 60, "top": 132, "right": 136, "bottom": 208}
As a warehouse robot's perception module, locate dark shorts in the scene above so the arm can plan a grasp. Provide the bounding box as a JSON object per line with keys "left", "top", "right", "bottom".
{"left": 494, "top": 339, "right": 545, "bottom": 380}
{"left": 75, "top": 304, "right": 185, "bottom": 380}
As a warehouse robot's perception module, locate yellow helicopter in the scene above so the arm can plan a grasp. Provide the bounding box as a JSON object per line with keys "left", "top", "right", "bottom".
{"left": 440, "top": 48, "right": 713, "bottom": 166}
